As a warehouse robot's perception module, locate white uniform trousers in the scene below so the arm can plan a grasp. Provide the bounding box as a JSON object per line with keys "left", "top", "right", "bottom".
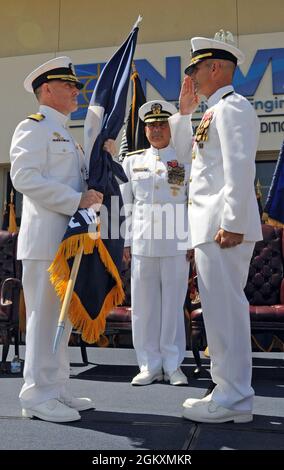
{"left": 195, "top": 241, "right": 255, "bottom": 412}
{"left": 20, "top": 260, "right": 73, "bottom": 408}
{"left": 131, "top": 255, "right": 189, "bottom": 375}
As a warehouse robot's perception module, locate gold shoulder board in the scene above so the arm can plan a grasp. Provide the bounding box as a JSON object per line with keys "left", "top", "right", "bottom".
{"left": 27, "top": 113, "right": 45, "bottom": 122}
{"left": 126, "top": 149, "right": 145, "bottom": 157}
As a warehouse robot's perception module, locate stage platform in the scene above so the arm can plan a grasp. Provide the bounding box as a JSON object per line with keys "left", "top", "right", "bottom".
{"left": 0, "top": 347, "right": 283, "bottom": 451}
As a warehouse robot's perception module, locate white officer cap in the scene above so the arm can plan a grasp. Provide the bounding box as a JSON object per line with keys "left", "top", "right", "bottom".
{"left": 139, "top": 100, "right": 177, "bottom": 123}
{"left": 185, "top": 29, "right": 245, "bottom": 75}
{"left": 24, "top": 56, "right": 84, "bottom": 93}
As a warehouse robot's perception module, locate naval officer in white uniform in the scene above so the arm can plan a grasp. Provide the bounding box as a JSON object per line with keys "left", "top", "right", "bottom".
{"left": 121, "top": 100, "right": 193, "bottom": 386}
{"left": 10, "top": 57, "right": 104, "bottom": 422}
{"left": 171, "top": 32, "right": 262, "bottom": 423}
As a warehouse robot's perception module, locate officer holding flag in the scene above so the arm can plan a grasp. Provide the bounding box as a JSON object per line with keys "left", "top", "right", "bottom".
{"left": 10, "top": 56, "right": 104, "bottom": 422}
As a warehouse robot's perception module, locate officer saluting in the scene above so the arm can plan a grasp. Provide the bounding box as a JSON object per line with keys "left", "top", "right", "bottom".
{"left": 171, "top": 31, "right": 262, "bottom": 423}
{"left": 10, "top": 56, "right": 104, "bottom": 422}
{"left": 121, "top": 100, "right": 192, "bottom": 386}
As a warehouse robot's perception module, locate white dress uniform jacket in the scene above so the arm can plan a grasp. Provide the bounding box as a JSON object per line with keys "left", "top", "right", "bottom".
{"left": 121, "top": 141, "right": 191, "bottom": 376}
{"left": 121, "top": 145, "right": 190, "bottom": 256}
{"left": 10, "top": 105, "right": 87, "bottom": 409}
{"left": 170, "top": 86, "right": 263, "bottom": 411}
{"left": 10, "top": 105, "right": 87, "bottom": 260}
{"left": 182, "top": 86, "right": 262, "bottom": 247}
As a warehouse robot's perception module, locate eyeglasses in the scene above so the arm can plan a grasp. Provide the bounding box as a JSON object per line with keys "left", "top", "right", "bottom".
{"left": 146, "top": 122, "right": 169, "bottom": 128}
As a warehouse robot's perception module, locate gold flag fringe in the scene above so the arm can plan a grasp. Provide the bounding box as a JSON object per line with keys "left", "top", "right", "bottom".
{"left": 48, "top": 233, "right": 125, "bottom": 344}
{"left": 262, "top": 213, "right": 284, "bottom": 228}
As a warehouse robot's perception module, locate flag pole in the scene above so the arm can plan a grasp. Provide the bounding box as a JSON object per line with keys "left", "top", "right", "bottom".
{"left": 51, "top": 16, "right": 142, "bottom": 348}
{"left": 53, "top": 246, "right": 84, "bottom": 353}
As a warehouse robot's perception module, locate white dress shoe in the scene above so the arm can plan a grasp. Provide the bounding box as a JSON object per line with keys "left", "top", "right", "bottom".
{"left": 22, "top": 399, "right": 81, "bottom": 422}
{"left": 59, "top": 394, "right": 95, "bottom": 411}
{"left": 131, "top": 370, "right": 163, "bottom": 386}
{"left": 182, "top": 396, "right": 253, "bottom": 423}
{"left": 164, "top": 368, "right": 188, "bottom": 386}
{"left": 183, "top": 393, "right": 212, "bottom": 408}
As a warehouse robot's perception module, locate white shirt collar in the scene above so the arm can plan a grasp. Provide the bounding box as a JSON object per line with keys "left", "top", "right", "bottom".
{"left": 39, "top": 105, "right": 69, "bottom": 127}
{"left": 207, "top": 85, "right": 234, "bottom": 108}
{"left": 150, "top": 144, "right": 173, "bottom": 156}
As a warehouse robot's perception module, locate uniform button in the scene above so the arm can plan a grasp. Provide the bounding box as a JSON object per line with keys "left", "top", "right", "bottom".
{"left": 156, "top": 156, "right": 161, "bottom": 161}
{"left": 192, "top": 155, "right": 195, "bottom": 160}
{"left": 188, "top": 199, "right": 192, "bottom": 205}
{"left": 189, "top": 177, "right": 192, "bottom": 182}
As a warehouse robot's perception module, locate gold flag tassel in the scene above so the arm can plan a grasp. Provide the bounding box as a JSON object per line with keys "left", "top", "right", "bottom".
{"left": 131, "top": 62, "right": 138, "bottom": 144}
{"left": 48, "top": 232, "right": 125, "bottom": 344}
{"left": 8, "top": 189, "right": 18, "bottom": 233}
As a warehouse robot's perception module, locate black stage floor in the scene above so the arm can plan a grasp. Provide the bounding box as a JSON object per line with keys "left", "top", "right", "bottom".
{"left": 0, "top": 347, "right": 283, "bottom": 451}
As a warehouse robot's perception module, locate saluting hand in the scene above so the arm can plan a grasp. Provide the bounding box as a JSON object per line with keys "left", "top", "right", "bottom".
{"left": 214, "top": 229, "right": 244, "bottom": 248}
{"left": 179, "top": 76, "right": 199, "bottom": 115}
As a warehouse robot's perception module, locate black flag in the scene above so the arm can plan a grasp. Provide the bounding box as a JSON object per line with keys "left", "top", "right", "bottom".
{"left": 119, "top": 67, "right": 149, "bottom": 162}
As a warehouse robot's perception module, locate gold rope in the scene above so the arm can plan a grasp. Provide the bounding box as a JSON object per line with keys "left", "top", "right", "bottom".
{"left": 131, "top": 71, "right": 138, "bottom": 144}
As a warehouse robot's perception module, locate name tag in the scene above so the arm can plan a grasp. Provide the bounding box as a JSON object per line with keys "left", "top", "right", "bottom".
{"left": 133, "top": 167, "right": 150, "bottom": 172}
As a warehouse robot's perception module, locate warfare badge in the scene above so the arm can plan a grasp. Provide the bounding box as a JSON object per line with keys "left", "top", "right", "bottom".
{"left": 52, "top": 132, "right": 70, "bottom": 142}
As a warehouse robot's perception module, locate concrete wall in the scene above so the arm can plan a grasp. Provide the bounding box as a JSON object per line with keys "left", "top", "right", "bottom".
{"left": 1, "top": 0, "right": 283, "bottom": 57}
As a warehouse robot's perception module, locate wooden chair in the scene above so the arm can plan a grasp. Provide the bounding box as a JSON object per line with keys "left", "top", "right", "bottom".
{"left": 0, "top": 230, "right": 21, "bottom": 371}
{"left": 104, "top": 261, "right": 132, "bottom": 347}
{"left": 0, "top": 230, "right": 88, "bottom": 368}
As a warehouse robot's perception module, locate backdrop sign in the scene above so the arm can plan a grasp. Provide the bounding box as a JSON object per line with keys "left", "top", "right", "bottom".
{"left": 0, "top": 32, "right": 284, "bottom": 165}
